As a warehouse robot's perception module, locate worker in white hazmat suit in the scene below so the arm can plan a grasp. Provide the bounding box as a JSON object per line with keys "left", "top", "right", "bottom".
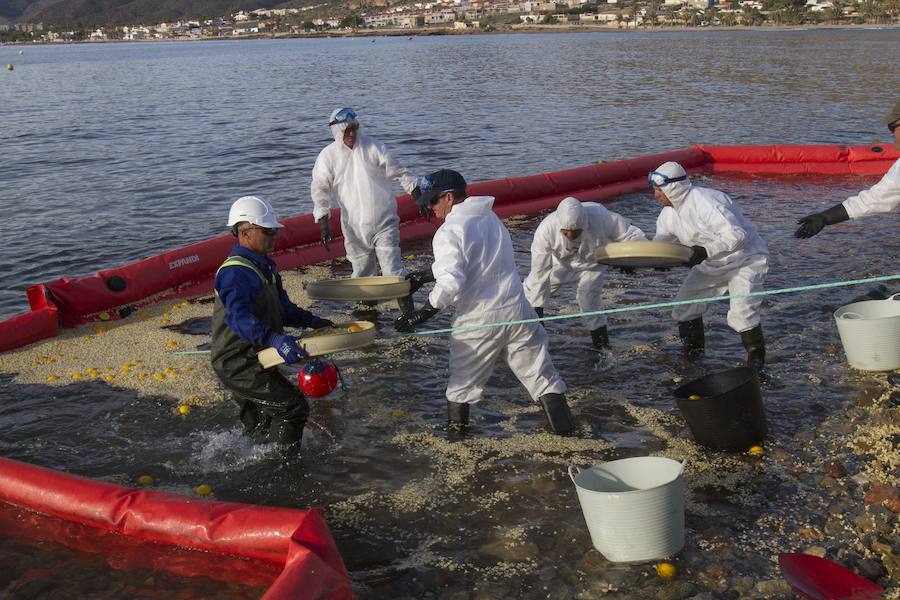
{"left": 310, "top": 107, "right": 420, "bottom": 313}
{"left": 796, "top": 99, "right": 900, "bottom": 238}
{"left": 650, "top": 161, "right": 769, "bottom": 370}
{"left": 394, "top": 169, "right": 573, "bottom": 435}
{"left": 523, "top": 197, "right": 646, "bottom": 351}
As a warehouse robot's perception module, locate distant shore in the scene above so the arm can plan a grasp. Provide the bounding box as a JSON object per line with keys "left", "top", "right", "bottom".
{"left": 2, "top": 21, "right": 898, "bottom": 45}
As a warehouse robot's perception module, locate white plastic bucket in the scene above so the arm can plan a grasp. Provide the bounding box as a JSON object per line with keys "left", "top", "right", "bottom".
{"left": 568, "top": 456, "right": 685, "bottom": 563}
{"left": 833, "top": 293, "right": 900, "bottom": 371}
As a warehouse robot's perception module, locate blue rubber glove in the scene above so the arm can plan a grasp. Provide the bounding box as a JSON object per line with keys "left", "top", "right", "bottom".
{"left": 267, "top": 333, "right": 308, "bottom": 364}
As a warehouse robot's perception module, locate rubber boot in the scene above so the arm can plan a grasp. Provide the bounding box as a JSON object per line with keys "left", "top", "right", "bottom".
{"left": 539, "top": 393, "right": 574, "bottom": 435}
{"left": 590, "top": 326, "right": 610, "bottom": 350}
{"left": 447, "top": 401, "right": 470, "bottom": 432}
{"left": 397, "top": 295, "right": 415, "bottom": 316}
{"left": 678, "top": 317, "right": 705, "bottom": 357}
{"left": 740, "top": 325, "right": 766, "bottom": 372}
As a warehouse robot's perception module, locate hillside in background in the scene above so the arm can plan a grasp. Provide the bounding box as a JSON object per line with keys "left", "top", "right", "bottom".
{"left": 0, "top": 0, "right": 340, "bottom": 26}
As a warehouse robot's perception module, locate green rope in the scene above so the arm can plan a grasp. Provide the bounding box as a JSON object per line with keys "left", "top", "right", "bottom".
{"left": 384, "top": 273, "right": 900, "bottom": 339}
{"left": 172, "top": 273, "right": 898, "bottom": 355}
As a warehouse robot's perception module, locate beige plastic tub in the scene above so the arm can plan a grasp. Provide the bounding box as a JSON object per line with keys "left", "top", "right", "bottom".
{"left": 258, "top": 321, "right": 377, "bottom": 368}
{"left": 304, "top": 276, "right": 411, "bottom": 301}
{"left": 595, "top": 241, "right": 691, "bottom": 269}
{"left": 833, "top": 293, "right": 900, "bottom": 371}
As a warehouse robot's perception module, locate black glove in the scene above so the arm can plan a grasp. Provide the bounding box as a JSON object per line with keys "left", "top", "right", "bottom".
{"left": 405, "top": 269, "right": 436, "bottom": 294}
{"left": 313, "top": 318, "right": 334, "bottom": 329}
{"left": 686, "top": 245, "right": 708, "bottom": 267}
{"left": 534, "top": 306, "right": 544, "bottom": 319}
{"left": 795, "top": 204, "right": 850, "bottom": 239}
{"left": 412, "top": 186, "right": 431, "bottom": 222}
{"left": 394, "top": 301, "right": 439, "bottom": 333}
{"left": 317, "top": 215, "right": 333, "bottom": 251}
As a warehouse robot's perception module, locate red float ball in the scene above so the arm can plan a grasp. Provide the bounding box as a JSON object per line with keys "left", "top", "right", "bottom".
{"left": 297, "top": 358, "right": 339, "bottom": 398}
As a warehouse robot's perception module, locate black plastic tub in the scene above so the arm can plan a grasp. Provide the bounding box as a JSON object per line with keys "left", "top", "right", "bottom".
{"left": 674, "top": 367, "right": 767, "bottom": 452}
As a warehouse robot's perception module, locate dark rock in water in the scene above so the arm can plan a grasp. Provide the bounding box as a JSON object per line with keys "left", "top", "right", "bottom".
{"left": 825, "top": 459, "right": 848, "bottom": 478}
{"left": 890, "top": 390, "right": 900, "bottom": 407}
{"left": 856, "top": 558, "right": 885, "bottom": 582}
{"left": 754, "top": 579, "right": 792, "bottom": 596}
{"left": 575, "top": 550, "right": 609, "bottom": 576}
{"left": 863, "top": 483, "right": 900, "bottom": 512}
{"left": 883, "top": 553, "right": 900, "bottom": 584}
{"left": 855, "top": 386, "right": 884, "bottom": 408}
{"left": 849, "top": 284, "right": 889, "bottom": 304}
{"left": 165, "top": 316, "right": 212, "bottom": 336}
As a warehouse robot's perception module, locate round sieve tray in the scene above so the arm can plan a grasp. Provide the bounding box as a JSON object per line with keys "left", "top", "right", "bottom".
{"left": 258, "top": 321, "right": 377, "bottom": 368}
{"left": 595, "top": 241, "right": 692, "bottom": 268}
{"left": 305, "top": 276, "right": 411, "bottom": 301}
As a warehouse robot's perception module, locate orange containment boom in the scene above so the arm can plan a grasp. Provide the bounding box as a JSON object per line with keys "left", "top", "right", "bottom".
{"left": 1, "top": 143, "right": 897, "bottom": 352}
{"left": 0, "top": 457, "right": 352, "bottom": 600}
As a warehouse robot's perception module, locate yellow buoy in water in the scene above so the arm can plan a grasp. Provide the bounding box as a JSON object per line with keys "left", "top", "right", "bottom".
{"left": 137, "top": 475, "right": 154, "bottom": 486}
{"left": 347, "top": 324, "right": 363, "bottom": 333}
{"left": 178, "top": 405, "right": 191, "bottom": 415}
{"left": 195, "top": 484, "right": 212, "bottom": 496}
{"left": 655, "top": 562, "right": 677, "bottom": 579}
{"left": 688, "top": 394, "right": 701, "bottom": 401}
{"left": 748, "top": 445, "right": 764, "bottom": 456}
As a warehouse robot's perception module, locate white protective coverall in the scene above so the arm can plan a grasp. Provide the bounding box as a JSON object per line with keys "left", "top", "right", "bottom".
{"left": 311, "top": 119, "right": 418, "bottom": 277}
{"left": 842, "top": 158, "right": 900, "bottom": 218}
{"left": 427, "top": 196, "right": 567, "bottom": 405}
{"left": 652, "top": 163, "right": 769, "bottom": 333}
{"left": 523, "top": 198, "right": 646, "bottom": 331}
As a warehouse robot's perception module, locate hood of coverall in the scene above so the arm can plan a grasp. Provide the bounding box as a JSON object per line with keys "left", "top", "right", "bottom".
{"left": 557, "top": 197, "right": 586, "bottom": 230}
{"left": 329, "top": 108, "right": 360, "bottom": 144}
{"left": 655, "top": 161, "right": 693, "bottom": 209}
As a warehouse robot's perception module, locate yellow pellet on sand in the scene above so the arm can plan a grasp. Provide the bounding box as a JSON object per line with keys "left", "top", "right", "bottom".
{"left": 46, "top": 375, "right": 58, "bottom": 382}
{"left": 655, "top": 562, "right": 677, "bottom": 579}
{"left": 153, "top": 373, "right": 166, "bottom": 381}
{"left": 104, "top": 375, "right": 115, "bottom": 382}
{"left": 161, "top": 319, "right": 170, "bottom": 326}
{"left": 178, "top": 405, "right": 191, "bottom": 415}
{"left": 72, "top": 373, "right": 84, "bottom": 380}
{"left": 748, "top": 445, "right": 764, "bottom": 456}
{"left": 99, "top": 312, "right": 110, "bottom": 321}
{"left": 166, "top": 340, "right": 178, "bottom": 349}
{"left": 137, "top": 475, "right": 154, "bottom": 486}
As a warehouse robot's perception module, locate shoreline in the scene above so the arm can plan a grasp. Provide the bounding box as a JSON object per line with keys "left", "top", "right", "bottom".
{"left": 3, "top": 21, "right": 899, "bottom": 45}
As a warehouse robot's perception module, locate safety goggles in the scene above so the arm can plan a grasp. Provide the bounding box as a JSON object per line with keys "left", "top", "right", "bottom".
{"left": 648, "top": 171, "right": 687, "bottom": 188}
{"left": 889, "top": 121, "right": 899, "bottom": 133}
{"left": 328, "top": 108, "right": 357, "bottom": 126}
{"left": 244, "top": 225, "right": 279, "bottom": 237}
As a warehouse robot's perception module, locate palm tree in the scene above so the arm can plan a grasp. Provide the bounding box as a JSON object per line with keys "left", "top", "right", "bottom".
{"left": 826, "top": 0, "right": 845, "bottom": 23}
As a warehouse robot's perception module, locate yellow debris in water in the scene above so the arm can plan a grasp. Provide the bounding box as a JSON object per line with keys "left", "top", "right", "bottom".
{"left": 688, "top": 394, "right": 701, "bottom": 401}
{"left": 655, "top": 562, "right": 677, "bottom": 578}
{"left": 153, "top": 373, "right": 166, "bottom": 381}
{"left": 347, "top": 324, "right": 363, "bottom": 333}
{"left": 392, "top": 409, "right": 406, "bottom": 418}
{"left": 166, "top": 340, "right": 178, "bottom": 349}
{"left": 47, "top": 375, "right": 59, "bottom": 382}
{"left": 748, "top": 445, "right": 764, "bottom": 456}
{"left": 195, "top": 484, "right": 212, "bottom": 496}
{"left": 137, "top": 475, "right": 154, "bottom": 486}
{"left": 178, "top": 405, "right": 191, "bottom": 415}
{"left": 99, "top": 312, "right": 110, "bottom": 321}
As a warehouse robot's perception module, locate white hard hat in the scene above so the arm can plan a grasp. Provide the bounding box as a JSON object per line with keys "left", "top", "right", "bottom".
{"left": 227, "top": 196, "right": 284, "bottom": 229}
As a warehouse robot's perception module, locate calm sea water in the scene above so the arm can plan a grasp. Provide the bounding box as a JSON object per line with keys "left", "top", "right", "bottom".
{"left": 1, "top": 29, "right": 899, "bottom": 320}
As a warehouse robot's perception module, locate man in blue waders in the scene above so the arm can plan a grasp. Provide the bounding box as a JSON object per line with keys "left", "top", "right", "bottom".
{"left": 211, "top": 196, "right": 335, "bottom": 447}
{"left": 394, "top": 169, "right": 573, "bottom": 435}
{"left": 649, "top": 162, "right": 770, "bottom": 371}
{"left": 795, "top": 99, "right": 900, "bottom": 238}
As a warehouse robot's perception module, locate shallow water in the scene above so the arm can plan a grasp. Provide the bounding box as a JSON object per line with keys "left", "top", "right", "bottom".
{"left": 1, "top": 175, "right": 898, "bottom": 598}
{"left": 2, "top": 29, "right": 900, "bottom": 320}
